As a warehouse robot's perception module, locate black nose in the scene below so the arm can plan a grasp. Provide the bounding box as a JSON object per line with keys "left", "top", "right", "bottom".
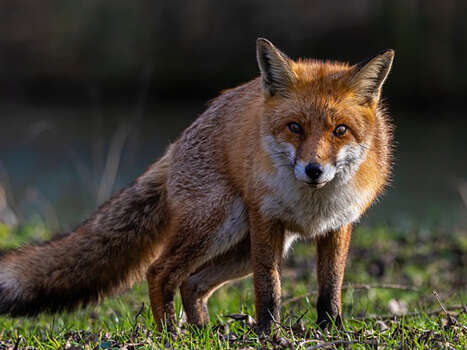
{"left": 305, "top": 162, "right": 323, "bottom": 181}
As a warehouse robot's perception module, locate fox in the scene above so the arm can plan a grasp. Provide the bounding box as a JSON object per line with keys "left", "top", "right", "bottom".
{"left": 0, "top": 38, "right": 394, "bottom": 334}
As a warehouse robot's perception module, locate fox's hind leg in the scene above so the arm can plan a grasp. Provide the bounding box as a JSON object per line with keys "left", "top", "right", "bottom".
{"left": 145, "top": 220, "right": 213, "bottom": 332}
{"left": 180, "top": 237, "right": 252, "bottom": 327}
{"left": 146, "top": 195, "right": 248, "bottom": 332}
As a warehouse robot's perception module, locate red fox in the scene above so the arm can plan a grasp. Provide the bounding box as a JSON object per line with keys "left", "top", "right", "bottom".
{"left": 0, "top": 38, "right": 394, "bottom": 334}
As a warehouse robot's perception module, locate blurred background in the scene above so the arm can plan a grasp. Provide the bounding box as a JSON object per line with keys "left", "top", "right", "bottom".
{"left": 0, "top": 0, "right": 466, "bottom": 233}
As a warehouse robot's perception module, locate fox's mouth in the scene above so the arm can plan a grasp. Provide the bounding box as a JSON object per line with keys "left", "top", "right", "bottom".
{"left": 306, "top": 181, "right": 328, "bottom": 189}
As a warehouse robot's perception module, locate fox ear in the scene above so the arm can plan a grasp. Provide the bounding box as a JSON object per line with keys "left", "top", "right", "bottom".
{"left": 256, "top": 38, "right": 296, "bottom": 97}
{"left": 350, "top": 49, "right": 395, "bottom": 103}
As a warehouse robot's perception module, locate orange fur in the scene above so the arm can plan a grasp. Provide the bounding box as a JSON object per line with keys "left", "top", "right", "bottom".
{"left": 0, "top": 39, "right": 394, "bottom": 334}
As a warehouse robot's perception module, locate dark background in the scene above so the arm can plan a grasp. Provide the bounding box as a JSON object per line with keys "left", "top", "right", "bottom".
{"left": 0, "top": 0, "right": 466, "bottom": 232}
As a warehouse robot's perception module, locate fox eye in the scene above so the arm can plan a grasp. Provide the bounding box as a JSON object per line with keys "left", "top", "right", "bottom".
{"left": 287, "top": 122, "right": 303, "bottom": 134}
{"left": 333, "top": 124, "right": 348, "bottom": 137}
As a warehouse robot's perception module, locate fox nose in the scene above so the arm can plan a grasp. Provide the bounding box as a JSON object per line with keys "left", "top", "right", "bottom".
{"left": 305, "top": 162, "right": 323, "bottom": 181}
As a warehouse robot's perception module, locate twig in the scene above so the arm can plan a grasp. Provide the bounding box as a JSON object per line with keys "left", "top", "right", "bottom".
{"left": 293, "top": 307, "right": 310, "bottom": 328}
{"left": 13, "top": 336, "right": 21, "bottom": 350}
{"left": 282, "top": 292, "right": 317, "bottom": 306}
{"left": 305, "top": 339, "right": 375, "bottom": 349}
{"left": 95, "top": 64, "right": 153, "bottom": 206}
{"left": 134, "top": 302, "right": 145, "bottom": 322}
{"left": 432, "top": 291, "right": 448, "bottom": 315}
{"left": 351, "top": 305, "right": 465, "bottom": 321}
{"left": 433, "top": 290, "right": 457, "bottom": 325}
{"left": 296, "top": 339, "right": 319, "bottom": 348}
{"left": 283, "top": 283, "right": 418, "bottom": 305}
{"left": 96, "top": 121, "right": 131, "bottom": 205}
{"left": 343, "top": 283, "right": 418, "bottom": 292}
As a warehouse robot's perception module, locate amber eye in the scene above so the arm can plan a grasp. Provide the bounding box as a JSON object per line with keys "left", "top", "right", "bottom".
{"left": 333, "top": 124, "right": 348, "bottom": 137}
{"left": 287, "top": 122, "right": 303, "bottom": 134}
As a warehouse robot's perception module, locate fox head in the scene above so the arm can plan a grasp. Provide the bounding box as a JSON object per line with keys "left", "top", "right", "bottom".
{"left": 257, "top": 38, "right": 394, "bottom": 188}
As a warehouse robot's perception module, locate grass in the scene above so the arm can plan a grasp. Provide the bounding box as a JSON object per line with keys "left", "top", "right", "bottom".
{"left": 0, "top": 222, "right": 465, "bottom": 349}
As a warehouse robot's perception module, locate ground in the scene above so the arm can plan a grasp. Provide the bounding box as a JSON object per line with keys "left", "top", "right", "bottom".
{"left": 0, "top": 222, "right": 465, "bottom": 349}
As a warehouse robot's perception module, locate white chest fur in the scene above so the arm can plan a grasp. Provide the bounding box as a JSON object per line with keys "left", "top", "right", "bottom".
{"left": 260, "top": 165, "right": 367, "bottom": 237}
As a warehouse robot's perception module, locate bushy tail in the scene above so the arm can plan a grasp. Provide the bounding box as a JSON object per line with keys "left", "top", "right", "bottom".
{"left": 0, "top": 149, "right": 172, "bottom": 316}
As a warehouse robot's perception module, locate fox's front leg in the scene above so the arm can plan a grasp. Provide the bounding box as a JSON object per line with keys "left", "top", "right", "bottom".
{"left": 315, "top": 224, "right": 352, "bottom": 328}
{"left": 249, "top": 210, "right": 284, "bottom": 334}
